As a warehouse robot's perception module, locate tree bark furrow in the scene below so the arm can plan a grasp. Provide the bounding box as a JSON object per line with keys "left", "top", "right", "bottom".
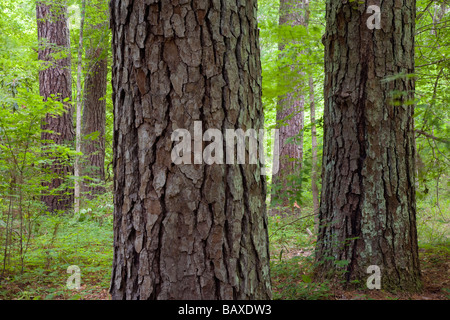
{"left": 37, "top": 0, "right": 74, "bottom": 213}
{"left": 316, "top": 0, "right": 421, "bottom": 292}
{"left": 110, "top": 0, "right": 271, "bottom": 300}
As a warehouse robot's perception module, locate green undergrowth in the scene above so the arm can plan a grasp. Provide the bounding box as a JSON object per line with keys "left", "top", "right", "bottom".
{"left": 268, "top": 197, "right": 450, "bottom": 300}
{"left": 267, "top": 205, "right": 332, "bottom": 300}
{"left": 0, "top": 195, "right": 113, "bottom": 300}
{"left": 417, "top": 195, "right": 450, "bottom": 246}
{"left": 0, "top": 195, "right": 448, "bottom": 300}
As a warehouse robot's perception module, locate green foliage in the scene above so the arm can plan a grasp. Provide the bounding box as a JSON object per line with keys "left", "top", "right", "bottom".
{"left": 270, "top": 256, "right": 332, "bottom": 300}
{"left": 0, "top": 0, "right": 77, "bottom": 278}
{"left": 414, "top": 0, "right": 450, "bottom": 206}
{"left": 259, "top": 0, "right": 324, "bottom": 105}
{"left": 0, "top": 1, "right": 112, "bottom": 297}
{"left": 267, "top": 213, "right": 331, "bottom": 299}
{"left": 412, "top": 0, "right": 450, "bottom": 250}
{"left": 0, "top": 76, "right": 72, "bottom": 275}
{"left": 259, "top": 0, "right": 325, "bottom": 207}
{"left": 0, "top": 0, "right": 448, "bottom": 300}
{"left": 417, "top": 192, "right": 450, "bottom": 245}
{"left": 0, "top": 192, "right": 113, "bottom": 299}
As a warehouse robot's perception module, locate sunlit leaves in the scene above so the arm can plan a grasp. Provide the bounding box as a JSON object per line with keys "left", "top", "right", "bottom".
{"left": 415, "top": 0, "right": 449, "bottom": 197}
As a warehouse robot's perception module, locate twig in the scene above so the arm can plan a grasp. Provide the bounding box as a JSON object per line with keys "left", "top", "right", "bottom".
{"left": 415, "top": 130, "right": 449, "bottom": 144}
{"left": 269, "top": 210, "right": 319, "bottom": 239}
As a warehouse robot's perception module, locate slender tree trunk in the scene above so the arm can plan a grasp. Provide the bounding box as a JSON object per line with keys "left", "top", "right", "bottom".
{"left": 81, "top": 51, "right": 107, "bottom": 198}
{"left": 316, "top": 0, "right": 422, "bottom": 292}
{"left": 110, "top": 0, "right": 271, "bottom": 300}
{"left": 309, "top": 75, "right": 319, "bottom": 230}
{"left": 75, "top": 0, "right": 86, "bottom": 214}
{"left": 81, "top": 0, "right": 108, "bottom": 198}
{"left": 271, "top": 0, "right": 307, "bottom": 210}
{"left": 36, "top": 0, "right": 74, "bottom": 213}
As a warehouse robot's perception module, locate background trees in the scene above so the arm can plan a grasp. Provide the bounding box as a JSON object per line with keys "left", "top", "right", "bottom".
{"left": 36, "top": 0, "right": 75, "bottom": 213}
{"left": 316, "top": 0, "right": 422, "bottom": 291}
{"left": 80, "top": 0, "right": 109, "bottom": 198}
{"left": 271, "top": 0, "right": 307, "bottom": 210}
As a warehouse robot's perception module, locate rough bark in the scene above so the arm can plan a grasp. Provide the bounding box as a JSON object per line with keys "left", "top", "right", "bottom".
{"left": 271, "top": 0, "right": 306, "bottom": 209}
{"left": 36, "top": 0, "right": 74, "bottom": 213}
{"left": 316, "top": 0, "right": 422, "bottom": 292}
{"left": 110, "top": 0, "right": 271, "bottom": 300}
{"left": 81, "top": 17, "right": 108, "bottom": 198}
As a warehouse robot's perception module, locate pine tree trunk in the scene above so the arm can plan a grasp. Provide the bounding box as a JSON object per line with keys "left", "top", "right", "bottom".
{"left": 316, "top": 0, "right": 422, "bottom": 292}
{"left": 75, "top": 0, "right": 86, "bottom": 214}
{"left": 81, "top": 52, "right": 107, "bottom": 198}
{"left": 36, "top": 0, "right": 74, "bottom": 213}
{"left": 271, "top": 0, "right": 306, "bottom": 210}
{"left": 109, "top": 0, "right": 271, "bottom": 300}
{"left": 81, "top": 14, "right": 108, "bottom": 198}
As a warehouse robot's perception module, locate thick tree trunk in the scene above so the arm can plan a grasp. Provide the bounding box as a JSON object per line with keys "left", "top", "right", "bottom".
{"left": 36, "top": 0, "right": 74, "bottom": 213}
{"left": 271, "top": 0, "right": 306, "bottom": 210}
{"left": 110, "top": 0, "right": 271, "bottom": 300}
{"left": 316, "top": 0, "right": 422, "bottom": 292}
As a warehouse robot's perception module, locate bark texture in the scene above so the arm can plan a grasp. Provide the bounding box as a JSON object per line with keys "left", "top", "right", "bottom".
{"left": 36, "top": 0, "right": 74, "bottom": 213}
{"left": 81, "top": 48, "right": 107, "bottom": 197}
{"left": 81, "top": 0, "right": 109, "bottom": 198}
{"left": 271, "top": 0, "right": 306, "bottom": 209}
{"left": 316, "top": 0, "right": 422, "bottom": 292}
{"left": 110, "top": 0, "right": 271, "bottom": 300}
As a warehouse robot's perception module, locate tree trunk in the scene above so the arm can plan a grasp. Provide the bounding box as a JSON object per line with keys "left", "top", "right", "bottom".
{"left": 75, "top": 0, "right": 86, "bottom": 214}
{"left": 36, "top": 0, "right": 74, "bottom": 213}
{"left": 81, "top": 4, "right": 108, "bottom": 198}
{"left": 309, "top": 75, "right": 319, "bottom": 230}
{"left": 271, "top": 0, "right": 306, "bottom": 210}
{"left": 81, "top": 52, "right": 107, "bottom": 198}
{"left": 109, "top": 0, "right": 271, "bottom": 300}
{"left": 316, "top": 0, "right": 422, "bottom": 292}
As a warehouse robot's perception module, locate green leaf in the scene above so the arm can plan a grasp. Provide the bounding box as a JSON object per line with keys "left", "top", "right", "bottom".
{"left": 302, "top": 274, "right": 312, "bottom": 283}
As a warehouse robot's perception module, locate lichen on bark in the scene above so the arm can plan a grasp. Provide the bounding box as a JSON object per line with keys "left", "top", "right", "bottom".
{"left": 316, "top": 0, "right": 422, "bottom": 292}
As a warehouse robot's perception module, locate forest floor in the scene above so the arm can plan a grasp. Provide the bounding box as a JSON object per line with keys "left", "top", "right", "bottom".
{"left": 0, "top": 206, "right": 448, "bottom": 300}
{"left": 270, "top": 243, "right": 450, "bottom": 300}
{"left": 1, "top": 240, "right": 447, "bottom": 300}
{"left": 268, "top": 208, "right": 450, "bottom": 300}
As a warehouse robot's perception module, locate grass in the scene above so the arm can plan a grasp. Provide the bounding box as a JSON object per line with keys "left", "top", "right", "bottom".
{"left": 416, "top": 195, "right": 450, "bottom": 245}
{"left": 0, "top": 194, "right": 448, "bottom": 300}
{"left": 267, "top": 193, "right": 449, "bottom": 300}
{"left": 267, "top": 206, "right": 332, "bottom": 300}
{"left": 0, "top": 196, "right": 113, "bottom": 300}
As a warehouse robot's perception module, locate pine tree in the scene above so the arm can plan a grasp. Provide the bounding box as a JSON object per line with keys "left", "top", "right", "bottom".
{"left": 109, "top": 0, "right": 272, "bottom": 299}
{"left": 316, "top": 0, "right": 422, "bottom": 292}
{"left": 36, "top": 0, "right": 74, "bottom": 213}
